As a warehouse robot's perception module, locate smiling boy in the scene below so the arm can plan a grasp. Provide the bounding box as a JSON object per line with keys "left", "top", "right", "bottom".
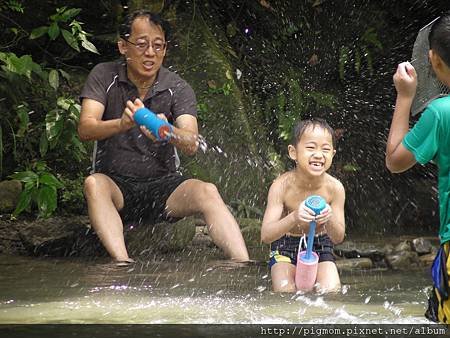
{"left": 261, "top": 119, "right": 346, "bottom": 292}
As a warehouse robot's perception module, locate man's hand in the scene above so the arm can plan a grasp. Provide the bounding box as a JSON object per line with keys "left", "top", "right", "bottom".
{"left": 140, "top": 113, "right": 169, "bottom": 141}
{"left": 119, "top": 98, "right": 145, "bottom": 132}
{"left": 393, "top": 62, "right": 417, "bottom": 99}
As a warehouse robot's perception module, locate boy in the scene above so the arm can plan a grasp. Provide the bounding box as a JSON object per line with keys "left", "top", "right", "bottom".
{"left": 385, "top": 14, "right": 450, "bottom": 323}
{"left": 261, "top": 119, "right": 346, "bottom": 292}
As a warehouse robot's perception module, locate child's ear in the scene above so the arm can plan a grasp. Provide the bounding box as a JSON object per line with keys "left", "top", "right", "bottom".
{"left": 429, "top": 49, "right": 445, "bottom": 71}
{"left": 288, "top": 144, "right": 297, "bottom": 161}
{"left": 118, "top": 39, "right": 127, "bottom": 55}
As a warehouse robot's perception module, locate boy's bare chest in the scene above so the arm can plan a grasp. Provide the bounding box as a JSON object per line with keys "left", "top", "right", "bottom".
{"left": 284, "top": 186, "right": 331, "bottom": 213}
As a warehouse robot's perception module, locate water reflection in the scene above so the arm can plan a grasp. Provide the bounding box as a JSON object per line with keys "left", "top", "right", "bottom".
{"left": 0, "top": 255, "right": 431, "bottom": 324}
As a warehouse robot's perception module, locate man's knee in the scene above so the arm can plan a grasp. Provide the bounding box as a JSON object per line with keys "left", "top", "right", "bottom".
{"left": 199, "top": 182, "right": 221, "bottom": 201}
{"left": 83, "top": 174, "right": 108, "bottom": 200}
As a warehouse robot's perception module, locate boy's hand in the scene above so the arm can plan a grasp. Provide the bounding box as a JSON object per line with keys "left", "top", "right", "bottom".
{"left": 296, "top": 200, "right": 316, "bottom": 225}
{"left": 393, "top": 62, "right": 417, "bottom": 99}
{"left": 297, "top": 201, "right": 332, "bottom": 234}
{"left": 315, "top": 204, "right": 332, "bottom": 226}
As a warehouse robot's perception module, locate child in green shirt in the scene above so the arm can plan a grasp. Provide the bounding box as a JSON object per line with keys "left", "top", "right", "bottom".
{"left": 385, "top": 14, "right": 450, "bottom": 323}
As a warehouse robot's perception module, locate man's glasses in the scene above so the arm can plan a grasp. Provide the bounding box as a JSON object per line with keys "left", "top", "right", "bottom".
{"left": 123, "top": 39, "right": 166, "bottom": 54}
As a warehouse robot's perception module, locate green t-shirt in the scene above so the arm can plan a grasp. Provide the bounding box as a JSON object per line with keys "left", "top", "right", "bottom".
{"left": 403, "top": 95, "right": 450, "bottom": 244}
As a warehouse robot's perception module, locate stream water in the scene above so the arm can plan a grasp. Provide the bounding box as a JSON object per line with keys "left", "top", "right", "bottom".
{"left": 0, "top": 254, "right": 433, "bottom": 325}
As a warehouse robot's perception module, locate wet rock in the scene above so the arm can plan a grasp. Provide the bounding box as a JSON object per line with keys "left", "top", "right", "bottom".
{"left": 412, "top": 237, "right": 432, "bottom": 254}
{"left": 394, "top": 240, "right": 412, "bottom": 253}
{"left": 8, "top": 215, "right": 197, "bottom": 257}
{"left": 385, "top": 250, "right": 420, "bottom": 270}
{"left": 333, "top": 241, "right": 385, "bottom": 261}
{"left": 382, "top": 243, "right": 395, "bottom": 255}
{"left": 419, "top": 252, "right": 436, "bottom": 266}
{"left": 191, "top": 225, "right": 215, "bottom": 248}
{"left": 17, "top": 216, "right": 96, "bottom": 256}
{"left": 0, "top": 180, "right": 22, "bottom": 213}
{"left": 336, "top": 258, "right": 373, "bottom": 271}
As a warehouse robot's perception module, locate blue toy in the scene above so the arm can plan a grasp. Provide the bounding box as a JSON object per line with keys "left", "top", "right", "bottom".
{"left": 303, "top": 195, "right": 327, "bottom": 261}
{"left": 134, "top": 107, "right": 173, "bottom": 141}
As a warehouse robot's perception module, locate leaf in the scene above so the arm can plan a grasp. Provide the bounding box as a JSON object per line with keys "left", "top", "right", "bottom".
{"left": 45, "top": 120, "right": 64, "bottom": 143}
{"left": 12, "top": 190, "right": 32, "bottom": 218}
{"left": 48, "top": 69, "right": 59, "bottom": 90}
{"left": 37, "top": 185, "right": 57, "bottom": 218}
{"left": 39, "top": 132, "right": 48, "bottom": 157}
{"left": 46, "top": 111, "right": 64, "bottom": 143}
{"left": 339, "top": 46, "right": 350, "bottom": 81}
{"left": 34, "top": 161, "right": 47, "bottom": 173}
{"left": 60, "top": 8, "right": 81, "bottom": 22}
{"left": 61, "top": 29, "right": 79, "bottom": 51}
{"left": 40, "top": 172, "right": 64, "bottom": 188}
{"left": 81, "top": 39, "right": 99, "bottom": 54}
{"left": 29, "top": 26, "right": 48, "bottom": 39}
{"left": 15, "top": 104, "right": 30, "bottom": 137}
{"left": 10, "top": 171, "right": 38, "bottom": 183}
{"left": 56, "top": 96, "right": 71, "bottom": 110}
{"left": 48, "top": 22, "right": 60, "bottom": 40}
{"left": 59, "top": 69, "right": 71, "bottom": 82}
{"left": 225, "top": 69, "right": 233, "bottom": 80}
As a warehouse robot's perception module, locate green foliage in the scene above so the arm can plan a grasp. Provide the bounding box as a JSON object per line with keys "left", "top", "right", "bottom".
{"left": 10, "top": 161, "right": 63, "bottom": 218}
{"left": 265, "top": 74, "right": 337, "bottom": 141}
{"left": 0, "top": 52, "right": 43, "bottom": 79}
{"left": 343, "top": 163, "right": 361, "bottom": 172}
{"left": 59, "top": 174, "right": 86, "bottom": 214}
{"left": 207, "top": 80, "right": 233, "bottom": 96}
{"left": 0, "top": 4, "right": 96, "bottom": 218}
{"left": 29, "top": 7, "right": 99, "bottom": 54}
{"left": 339, "top": 27, "right": 383, "bottom": 80}
{"left": 43, "top": 97, "right": 86, "bottom": 161}
{"left": 0, "top": 0, "right": 24, "bottom": 13}
{"left": 230, "top": 199, "right": 263, "bottom": 219}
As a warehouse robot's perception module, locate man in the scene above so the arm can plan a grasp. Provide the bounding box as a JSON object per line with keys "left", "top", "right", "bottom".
{"left": 78, "top": 10, "right": 249, "bottom": 263}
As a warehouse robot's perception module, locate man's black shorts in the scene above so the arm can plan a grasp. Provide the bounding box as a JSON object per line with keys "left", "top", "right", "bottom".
{"left": 108, "top": 172, "right": 189, "bottom": 226}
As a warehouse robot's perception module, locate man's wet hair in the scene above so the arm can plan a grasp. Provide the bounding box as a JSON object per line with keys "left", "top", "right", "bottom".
{"left": 429, "top": 12, "right": 450, "bottom": 68}
{"left": 119, "top": 9, "right": 171, "bottom": 42}
{"left": 291, "top": 118, "right": 336, "bottom": 147}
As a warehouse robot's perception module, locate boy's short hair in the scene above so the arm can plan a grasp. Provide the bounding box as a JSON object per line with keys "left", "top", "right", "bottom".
{"left": 291, "top": 118, "right": 336, "bottom": 147}
{"left": 429, "top": 13, "right": 450, "bottom": 68}
{"left": 119, "top": 9, "right": 171, "bottom": 42}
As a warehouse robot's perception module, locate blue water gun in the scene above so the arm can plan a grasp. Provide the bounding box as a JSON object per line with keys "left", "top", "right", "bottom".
{"left": 134, "top": 107, "right": 173, "bottom": 141}
{"left": 303, "top": 195, "right": 327, "bottom": 261}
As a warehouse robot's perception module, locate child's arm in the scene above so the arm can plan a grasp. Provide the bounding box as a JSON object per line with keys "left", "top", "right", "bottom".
{"left": 385, "top": 62, "right": 417, "bottom": 173}
{"left": 260, "top": 179, "right": 312, "bottom": 243}
{"left": 319, "top": 181, "right": 346, "bottom": 244}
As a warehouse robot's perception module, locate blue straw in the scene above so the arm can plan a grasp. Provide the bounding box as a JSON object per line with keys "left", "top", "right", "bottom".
{"left": 303, "top": 195, "right": 326, "bottom": 261}
{"left": 305, "top": 220, "right": 316, "bottom": 260}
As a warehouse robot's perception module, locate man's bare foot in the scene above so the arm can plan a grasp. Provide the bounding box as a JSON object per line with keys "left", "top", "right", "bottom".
{"left": 115, "top": 258, "right": 136, "bottom": 267}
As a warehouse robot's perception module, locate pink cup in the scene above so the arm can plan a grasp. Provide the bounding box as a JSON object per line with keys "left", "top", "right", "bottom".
{"left": 295, "top": 251, "right": 319, "bottom": 292}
